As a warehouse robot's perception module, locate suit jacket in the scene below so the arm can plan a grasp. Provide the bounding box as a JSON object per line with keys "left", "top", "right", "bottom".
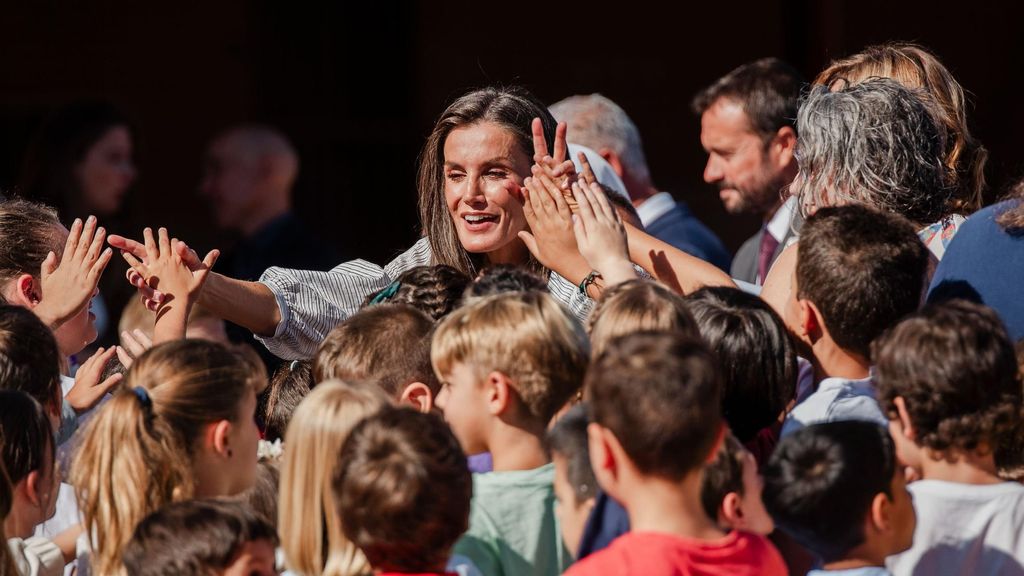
{"left": 731, "top": 211, "right": 803, "bottom": 285}
{"left": 645, "top": 202, "right": 732, "bottom": 272}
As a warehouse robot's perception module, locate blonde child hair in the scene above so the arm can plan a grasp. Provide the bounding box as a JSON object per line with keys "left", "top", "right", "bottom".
{"left": 71, "top": 340, "right": 263, "bottom": 576}
{"left": 587, "top": 279, "right": 699, "bottom": 359}
{"left": 431, "top": 291, "right": 588, "bottom": 423}
{"left": 277, "top": 380, "right": 388, "bottom": 576}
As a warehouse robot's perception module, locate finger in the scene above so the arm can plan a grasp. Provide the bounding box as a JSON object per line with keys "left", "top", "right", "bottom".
{"left": 77, "top": 216, "right": 98, "bottom": 260}
{"left": 133, "top": 329, "right": 153, "bottom": 350}
{"left": 573, "top": 182, "right": 598, "bottom": 226}
{"left": 116, "top": 346, "right": 134, "bottom": 369}
{"left": 121, "top": 251, "right": 148, "bottom": 276}
{"left": 89, "top": 248, "right": 113, "bottom": 283}
{"left": 547, "top": 171, "right": 574, "bottom": 221}
{"left": 108, "top": 235, "right": 148, "bottom": 261}
{"left": 158, "top": 227, "right": 171, "bottom": 257}
{"left": 521, "top": 181, "right": 539, "bottom": 223}
{"left": 588, "top": 178, "right": 618, "bottom": 222}
{"left": 533, "top": 168, "right": 566, "bottom": 216}
{"left": 96, "top": 372, "right": 124, "bottom": 395}
{"left": 577, "top": 151, "right": 598, "bottom": 185}
{"left": 62, "top": 218, "right": 83, "bottom": 265}
{"left": 174, "top": 241, "right": 203, "bottom": 269}
{"left": 531, "top": 118, "right": 549, "bottom": 162}
{"left": 201, "top": 249, "right": 220, "bottom": 271}
{"left": 552, "top": 122, "right": 568, "bottom": 164}
{"left": 122, "top": 331, "right": 148, "bottom": 357}
{"left": 41, "top": 251, "right": 58, "bottom": 277}
{"left": 143, "top": 227, "right": 157, "bottom": 260}
{"left": 85, "top": 226, "right": 106, "bottom": 264}
{"left": 517, "top": 230, "right": 540, "bottom": 259}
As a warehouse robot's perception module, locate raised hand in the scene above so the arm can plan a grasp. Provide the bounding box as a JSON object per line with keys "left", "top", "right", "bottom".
{"left": 116, "top": 328, "right": 153, "bottom": 368}
{"left": 66, "top": 346, "right": 123, "bottom": 414}
{"left": 121, "top": 227, "right": 218, "bottom": 341}
{"left": 531, "top": 118, "right": 578, "bottom": 192}
{"left": 518, "top": 165, "right": 581, "bottom": 271}
{"left": 109, "top": 232, "right": 206, "bottom": 311}
{"left": 35, "top": 216, "right": 113, "bottom": 330}
{"left": 571, "top": 171, "right": 637, "bottom": 288}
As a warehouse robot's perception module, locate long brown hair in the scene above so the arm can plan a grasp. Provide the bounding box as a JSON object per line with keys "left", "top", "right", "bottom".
{"left": 72, "top": 340, "right": 262, "bottom": 576}
{"left": 417, "top": 86, "right": 557, "bottom": 276}
{"left": 815, "top": 43, "right": 987, "bottom": 215}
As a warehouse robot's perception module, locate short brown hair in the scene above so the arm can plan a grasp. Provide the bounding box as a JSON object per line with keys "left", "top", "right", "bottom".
{"left": 315, "top": 304, "right": 439, "bottom": 397}
{"left": 692, "top": 57, "right": 804, "bottom": 142}
{"left": 432, "top": 291, "right": 588, "bottom": 423}
{"left": 588, "top": 279, "right": 699, "bottom": 359}
{"left": 333, "top": 407, "right": 470, "bottom": 573}
{"left": 700, "top": 433, "right": 747, "bottom": 524}
{"left": 123, "top": 499, "right": 278, "bottom": 576}
{"left": 587, "top": 331, "right": 722, "bottom": 480}
{"left": 874, "top": 300, "right": 1023, "bottom": 457}
{"left": 0, "top": 198, "right": 62, "bottom": 291}
{"left": 797, "top": 205, "right": 927, "bottom": 359}
{"left": 261, "top": 360, "right": 312, "bottom": 442}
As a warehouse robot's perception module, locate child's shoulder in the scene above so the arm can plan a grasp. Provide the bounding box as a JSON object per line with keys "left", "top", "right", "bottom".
{"left": 566, "top": 531, "right": 786, "bottom": 576}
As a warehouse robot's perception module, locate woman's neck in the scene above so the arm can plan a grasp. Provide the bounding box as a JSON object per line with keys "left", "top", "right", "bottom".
{"left": 485, "top": 238, "right": 531, "bottom": 267}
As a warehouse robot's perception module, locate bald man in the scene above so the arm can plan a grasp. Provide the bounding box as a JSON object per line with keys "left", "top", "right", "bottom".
{"left": 200, "top": 125, "right": 337, "bottom": 368}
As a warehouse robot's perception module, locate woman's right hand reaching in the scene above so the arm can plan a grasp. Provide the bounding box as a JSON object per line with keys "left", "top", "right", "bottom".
{"left": 34, "top": 216, "right": 113, "bottom": 330}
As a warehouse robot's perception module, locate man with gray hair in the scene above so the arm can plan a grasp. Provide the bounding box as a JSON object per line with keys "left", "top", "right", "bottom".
{"left": 693, "top": 58, "right": 804, "bottom": 285}
{"left": 550, "top": 94, "right": 731, "bottom": 271}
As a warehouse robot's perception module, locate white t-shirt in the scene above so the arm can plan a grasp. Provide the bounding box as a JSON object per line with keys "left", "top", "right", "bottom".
{"left": 887, "top": 480, "right": 1024, "bottom": 576}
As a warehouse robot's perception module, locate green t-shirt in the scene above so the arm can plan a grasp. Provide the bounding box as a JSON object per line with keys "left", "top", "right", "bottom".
{"left": 454, "top": 463, "right": 571, "bottom": 576}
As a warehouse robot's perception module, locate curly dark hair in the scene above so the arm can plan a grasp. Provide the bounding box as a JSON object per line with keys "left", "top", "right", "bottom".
{"left": 874, "top": 300, "right": 1023, "bottom": 457}
{"left": 363, "top": 265, "right": 470, "bottom": 322}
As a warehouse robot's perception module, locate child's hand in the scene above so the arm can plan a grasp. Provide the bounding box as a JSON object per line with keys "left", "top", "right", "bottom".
{"left": 35, "top": 216, "right": 113, "bottom": 330}
{"left": 122, "top": 227, "right": 219, "bottom": 311}
{"left": 571, "top": 153, "right": 637, "bottom": 288}
{"left": 116, "top": 328, "right": 153, "bottom": 368}
{"left": 518, "top": 167, "right": 585, "bottom": 274}
{"left": 531, "top": 118, "right": 578, "bottom": 205}
{"left": 66, "top": 346, "right": 123, "bottom": 414}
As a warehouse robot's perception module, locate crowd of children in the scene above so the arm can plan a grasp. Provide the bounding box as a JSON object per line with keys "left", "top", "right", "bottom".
{"left": 1, "top": 41, "right": 1023, "bottom": 576}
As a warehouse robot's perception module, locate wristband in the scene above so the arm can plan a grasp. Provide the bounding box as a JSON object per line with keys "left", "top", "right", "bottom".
{"left": 578, "top": 270, "right": 602, "bottom": 296}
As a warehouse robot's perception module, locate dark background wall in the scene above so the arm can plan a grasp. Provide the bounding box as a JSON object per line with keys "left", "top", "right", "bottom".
{"left": 0, "top": 1, "right": 1020, "bottom": 263}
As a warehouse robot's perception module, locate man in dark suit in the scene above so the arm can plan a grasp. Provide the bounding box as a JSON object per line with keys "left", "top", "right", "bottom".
{"left": 692, "top": 58, "right": 804, "bottom": 285}
{"left": 550, "top": 94, "right": 732, "bottom": 271}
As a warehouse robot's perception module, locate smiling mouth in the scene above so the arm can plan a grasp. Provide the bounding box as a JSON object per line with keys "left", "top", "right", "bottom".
{"left": 463, "top": 214, "right": 498, "bottom": 224}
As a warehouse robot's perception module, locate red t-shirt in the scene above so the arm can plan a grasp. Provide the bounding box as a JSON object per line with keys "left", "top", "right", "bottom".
{"left": 566, "top": 530, "right": 788, "bottom": 576}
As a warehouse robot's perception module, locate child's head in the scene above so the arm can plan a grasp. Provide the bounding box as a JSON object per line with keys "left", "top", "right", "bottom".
{"left": 587, "top": 279, "right": 699, "bottom": 359}
{"left": 874, "top": 300, "right": 1022, "bottom": 471}
{"left": 0, "top": 390, "right": 58, "bottom": 538}
{"left": 586, "top": 331, "right": 722, "bottom": 498}
{"left": 700, "top": 432, "right": 774, "bottom": 535}
{"left": 314, "top": 304, "right": 439, "bottom": 411}
{"left": 431, "top": 291, "right": 588, "bottom": 455}
{"left": 787, "top": 204, "right": 927, "bottom": 362}
{"left": 332, "top": 406, "right": 470, "bottom": 574}
{"left": 762, "top": 421, "right": 915, "bottom": 564}
{"left": 72, "top": 339, "right": 263, "bottom": 576}
{"left": 120, "top": 298, "right": 229, "bottom": 344}
{"left": 260, "top": 360, "right": 312, "bottom": 442}
{"left": 686, "top": 287, "right": 797, "bottom": 443}
{"left": 546, "top": 403, "right": 598, "bottom": 558}
{"left": 0, "top": 305, "right": 63, "bottom": 425}
{"left": 362, "top": 264, "right": 471, "bottom": 321}
{"left": 277, "top": 380, "right": 387, "bottom": 576}
{"left": 123, "top": 499, "right": 278, "bottom": 576}
{"left": 463, "top": 263, "right": 549, "bottom": 300}
{"left": 0, "top": 198, "right": 98, "bottom": 356}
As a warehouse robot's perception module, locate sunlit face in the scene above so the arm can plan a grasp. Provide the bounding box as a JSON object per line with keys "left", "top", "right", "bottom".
{"left": 435, "top": 362, "right": 491, "bottom": 456}
{"left": 225, "top": 386, "right": 260, "bottom": 495}
{"left": 75, "top": 125, "right": 136, "bottom": 216}
{"left": 220, "top": 538, "right": 278, "bottom": 576}
{"left": 553, "top": 453, "right": 594, "bottom": 558}
{"left": 736, "top": 451, "right": 774, "bottom": 535}
{"left": 200, "top": 134, "right": 261, "bottom": 231}
{"left": 49, "top": 225, "right": 99, "bottom": 357}
{"left": 443, "top": 122, "right": 531, "bottom": 262}
{"left": 700, "top": 100, "right": 786, "bottom": 216}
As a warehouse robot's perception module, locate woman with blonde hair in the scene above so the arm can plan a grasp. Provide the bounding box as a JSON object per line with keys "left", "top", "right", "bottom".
{"left": 277, "top": 380, "right": 388, "bottom": 576}
{"left": 814, "top": 42, "right": 988, "bottom": 219}
{"left": 71, "top": 340, "right": 262, "bottom": 575}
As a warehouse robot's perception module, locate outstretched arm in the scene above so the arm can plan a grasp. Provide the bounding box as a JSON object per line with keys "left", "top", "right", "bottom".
{"left": 109, "top": 234, "right": 282, "bottom": 337}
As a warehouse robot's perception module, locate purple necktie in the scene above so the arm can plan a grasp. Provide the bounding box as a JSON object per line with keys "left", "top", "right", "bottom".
{"left": 757, "top": 230, "right": 780, "bottom": 284}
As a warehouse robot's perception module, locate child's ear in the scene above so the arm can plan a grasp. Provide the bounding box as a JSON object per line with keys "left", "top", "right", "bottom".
{"left": 11, "top": 273, "right": 41, "bottom": 309}
{"left": 869, "top": 491, "right": 891, "bottom": 534}
{"left": 893, "top": 397, "right": 916, "bottom": 441}
{"left": 798, "top": 299, "right": 823, "bottom": 342}
{"left": 587, "top": 423, "right": 622, "bottom": 495}
{"left": 720, "top": 492, "right": 744, "bottom": 528}
{"left": 23, "top": 470, "right": 43, "bottom": 507}
{"left": 399, "top": 382, "right": 434, "bottom": 414}
{"left": 209, "top": 419, "right": 234, "bottom": 459}
{"left": 485, "top": 371, "right": 514, "bottom": 416}
{"left": 704, "top": 424, "right": 727, "bottom": 464}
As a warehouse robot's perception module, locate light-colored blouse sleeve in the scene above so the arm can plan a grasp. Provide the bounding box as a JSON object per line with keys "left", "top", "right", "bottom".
{"left": 8, "top": 537, "right": 64, "bottom": 576}
{"left": 256, "top": 238, "right": 433, "bottom": 360}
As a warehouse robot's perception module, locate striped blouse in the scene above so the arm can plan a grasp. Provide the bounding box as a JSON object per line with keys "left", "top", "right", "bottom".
{"left": 256, "top": 237, "right": 595, "bottom": 359}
